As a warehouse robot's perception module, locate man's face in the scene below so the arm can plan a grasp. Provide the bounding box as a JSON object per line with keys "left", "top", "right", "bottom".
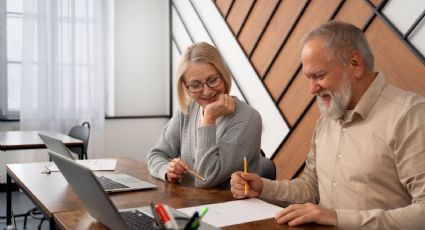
{"left": 301, "top": 39, "right": 352, "bottom": 120}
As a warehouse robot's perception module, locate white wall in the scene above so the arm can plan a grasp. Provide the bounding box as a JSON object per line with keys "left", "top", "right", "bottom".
{"left": 103, "top": 118, "right": 168, "bottom": 162}
{"left": 114, "top": 0, "right": 170, "bottom": 116}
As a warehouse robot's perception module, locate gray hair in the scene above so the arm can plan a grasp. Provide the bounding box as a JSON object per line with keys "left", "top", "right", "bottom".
{"left": 301, "top": 21, "right": 374, "bottom": 72}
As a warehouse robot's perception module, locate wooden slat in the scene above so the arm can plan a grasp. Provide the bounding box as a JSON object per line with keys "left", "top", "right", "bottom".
{"left": 226, "top": 0, "right": 255, "bottom": 35}
{"left": 215, "top": 0, "right": 234, "bottom": 18}
{"left": 366, "top": 18, "right": 425, "bottom": 96}
{"left": 273, "top": 103, "right": 320, "bottom": 180}
{"left": 334, "top": 0, "right": 372, "bottom": 28}
{"left": 238, "top": 0, "right": 279, "bottom": 56}
{"left": 250, "top": 0, "right": 306, "bottom": 77}
{"left": 370, "top": 0, "right": 383, "bottom": 7}
{"left": 279, "top": 72, "right": 312, "bottom": 126}
{"left": 263, "top": 0, "right": 340, "bottom": 100}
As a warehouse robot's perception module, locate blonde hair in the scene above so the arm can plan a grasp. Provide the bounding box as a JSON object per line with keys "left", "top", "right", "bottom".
{"left": 176, "top": 42, "right": 232, "bottom": 114}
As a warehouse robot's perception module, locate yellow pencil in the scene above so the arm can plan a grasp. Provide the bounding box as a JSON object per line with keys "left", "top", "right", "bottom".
{"left": 244, "top": 157, "right": 248, "bottom": 195}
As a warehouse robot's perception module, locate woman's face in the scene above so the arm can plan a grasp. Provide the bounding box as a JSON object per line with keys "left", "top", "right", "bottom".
{"left": 183, "top": 62, "right": 226, "bottom": 108}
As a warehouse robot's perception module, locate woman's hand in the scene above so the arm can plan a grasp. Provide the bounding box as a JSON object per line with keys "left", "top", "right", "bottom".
{"left": 166, "top": 158, "right": 189, "bottom": 183}
{"left": 202, "top": 94, "right": 236, "bottom": 126}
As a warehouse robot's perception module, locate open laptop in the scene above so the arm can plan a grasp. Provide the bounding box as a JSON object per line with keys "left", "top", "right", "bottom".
{"left": 39, "top": 133, "right": 157, "bottom": 193}
{"left": 49, "top": 151, "right": 217, "bottom": 230}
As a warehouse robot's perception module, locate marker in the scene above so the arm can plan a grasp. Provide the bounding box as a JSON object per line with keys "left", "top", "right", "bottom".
{"left": 155, "top": 203, "right": 179, "bottom": 230}
{"left": 244, "top": 157, "right": 248, "bottom": 195}
{"left": 183, "top": 211, "right": 198, "bottom": 230}
{"left": 191, "top": 207, "right": 208, "bottom": 229}
{"left": 150, "top": 202, "right": 163, "bottom": 229}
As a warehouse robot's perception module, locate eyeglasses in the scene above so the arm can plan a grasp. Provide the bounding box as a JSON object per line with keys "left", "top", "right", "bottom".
{"left": 185, "top": 76, "right": 223, "bottom": 93}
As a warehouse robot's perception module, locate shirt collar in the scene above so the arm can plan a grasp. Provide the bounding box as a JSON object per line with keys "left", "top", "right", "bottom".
{"left": 351, "top": 72, "right": 387, "bottom": 120}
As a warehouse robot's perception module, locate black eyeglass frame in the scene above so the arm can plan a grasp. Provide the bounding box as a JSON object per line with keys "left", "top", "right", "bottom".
{"left": 185, "top": 76, "right": 224, "bottom": 93}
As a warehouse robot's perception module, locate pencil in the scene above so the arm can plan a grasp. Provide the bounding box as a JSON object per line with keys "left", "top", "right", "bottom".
{"left": 244, "top": 157, "right": 248, "bottom": 195}
{"left": 168, "top": 158, "right": 207, "bottom": 182}
{"left": 187, "top": 169, "right": 207, "bottom": 182}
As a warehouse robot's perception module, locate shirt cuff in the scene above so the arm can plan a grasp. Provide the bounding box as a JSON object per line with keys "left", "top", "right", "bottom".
{"left": 336, "top": 209, "right": 361, "bottom": 229}
{"left": 259, "top": 178, "right": 274, "bottom": 199}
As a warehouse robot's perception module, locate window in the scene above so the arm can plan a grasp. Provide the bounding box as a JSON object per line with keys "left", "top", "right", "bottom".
{"left": 0, "top": 0, "right": 23, "bottom": 120}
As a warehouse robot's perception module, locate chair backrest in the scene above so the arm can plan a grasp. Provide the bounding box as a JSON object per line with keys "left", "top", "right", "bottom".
{"left": 259, "top": 156, "right": 276, "bottom": 180}
{"left": 68, "top": 121, "right": 90, "bottom": 159}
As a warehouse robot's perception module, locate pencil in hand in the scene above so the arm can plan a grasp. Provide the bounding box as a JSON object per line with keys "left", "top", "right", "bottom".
{"left": 244, "top": 157, "right": 248, "bottom": 195}
{"left": 168, "top": 158, "right": 207, "bottom": 182}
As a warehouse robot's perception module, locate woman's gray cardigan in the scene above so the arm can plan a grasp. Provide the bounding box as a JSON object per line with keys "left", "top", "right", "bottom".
{"left": 147, "top": 98, "right": 262, "bottom": 189}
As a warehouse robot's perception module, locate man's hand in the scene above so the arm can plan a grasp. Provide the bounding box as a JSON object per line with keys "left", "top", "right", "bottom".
{"left": 202, "top": 94, "right": 236, "bottom": 125}
{"left": 275, "top": 203, "right": 337, "bottom": 226}
{"left": 230, "top": 171, "right": 263, "bottom": 199}
{"left": 166, "top": 158, "right": 189, "bottom": 183}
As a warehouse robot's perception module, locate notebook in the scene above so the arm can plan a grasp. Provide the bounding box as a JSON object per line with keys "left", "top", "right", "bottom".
{"left": 49, "top": 151, "right": 218, "bottom": 230}
{"left": 40, "top": 133, "right": 157, "bottom": 193}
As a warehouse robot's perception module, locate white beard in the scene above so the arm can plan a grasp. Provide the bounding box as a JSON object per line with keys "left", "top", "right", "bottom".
{"left": 316, "top": 72, "right": 352, "bottom": 120}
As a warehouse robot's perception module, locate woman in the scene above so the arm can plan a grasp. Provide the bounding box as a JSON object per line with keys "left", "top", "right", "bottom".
{"left": 147, "top": 42, "right": 262, "bottom": 189}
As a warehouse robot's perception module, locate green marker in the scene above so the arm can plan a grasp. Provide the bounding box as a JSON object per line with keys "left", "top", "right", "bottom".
{"left": 199, "top": 207, "right": 209, "bottom": 219}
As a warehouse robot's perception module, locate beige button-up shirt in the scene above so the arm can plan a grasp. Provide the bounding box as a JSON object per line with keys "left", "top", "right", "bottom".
{"left": 260, "top": 73, "right": 425, "bottom": 229}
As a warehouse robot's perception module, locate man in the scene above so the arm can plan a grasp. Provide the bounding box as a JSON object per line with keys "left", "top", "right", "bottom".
{"left": 230, "top": 21, "right": 425, "bottom": 229}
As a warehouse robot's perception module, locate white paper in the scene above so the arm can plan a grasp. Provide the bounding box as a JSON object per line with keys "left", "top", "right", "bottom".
{"left": 46, "top": 159, "right": 117, "bottom": 171}
{"left": 178, "top": 198, "right": 283, "bottom": 227}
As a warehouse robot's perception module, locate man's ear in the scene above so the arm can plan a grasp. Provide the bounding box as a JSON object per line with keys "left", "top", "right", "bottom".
{"left": 349, "top": 51, "right": 364, "bottom": 79}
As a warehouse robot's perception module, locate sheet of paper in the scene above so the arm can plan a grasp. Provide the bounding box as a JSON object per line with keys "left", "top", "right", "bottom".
{"left": 178, "top": 198, "right": 283, "bottom": 227}
{"left": 46, "top": 159, "right": 117, "bottom": 171}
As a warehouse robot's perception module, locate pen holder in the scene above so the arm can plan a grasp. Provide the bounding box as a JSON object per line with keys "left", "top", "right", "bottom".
{"left": 152, "top": 216, "right": 200, "bottom": 230}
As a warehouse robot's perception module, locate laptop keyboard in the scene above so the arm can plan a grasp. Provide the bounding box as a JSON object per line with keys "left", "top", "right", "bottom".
{"left": 120, "top": 210, "right": 155, "bottom": 230}
{"left": 97, "top": 176, "right": 129, "bottom": 190}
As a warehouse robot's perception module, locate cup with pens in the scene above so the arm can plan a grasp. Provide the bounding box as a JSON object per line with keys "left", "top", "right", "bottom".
{"left": 150, "top": 202, "right": 208, "bottom": 230}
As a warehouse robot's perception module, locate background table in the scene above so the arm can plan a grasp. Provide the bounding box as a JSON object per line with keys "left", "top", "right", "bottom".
{"left": 2, "top": 130, "right": 84, "bottom": 226}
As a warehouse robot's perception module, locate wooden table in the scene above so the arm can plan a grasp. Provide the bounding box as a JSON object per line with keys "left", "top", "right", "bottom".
{"left": 55, "top": 159, "right": 336, "bottom": 230}
{"left": 7, "top": 158, "right": 338, "bottom": 230}
{"left": 0, "top": 130, "right": 83, "bottom": 151}
{"left": 2, "top": 130, "right": 84, "bottom": 226}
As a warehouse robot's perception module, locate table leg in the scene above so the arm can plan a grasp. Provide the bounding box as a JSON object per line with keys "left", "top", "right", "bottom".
{"left": 6, "top": 173, "right": 12, "bottom": 225}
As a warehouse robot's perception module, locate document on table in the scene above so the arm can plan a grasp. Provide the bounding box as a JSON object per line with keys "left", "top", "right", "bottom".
{"left": 46, "top": 159, "right": 117, "bottom": 171}
{"left": 178, "top": 198, "right": 283, "bottom": 227}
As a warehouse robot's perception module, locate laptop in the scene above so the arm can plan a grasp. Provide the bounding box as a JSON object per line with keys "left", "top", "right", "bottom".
{"left": 49, "top": 151, "right": 218, "bottom": 230}
{"left": 39, "top": 133, "right": 157, "bottom": 193}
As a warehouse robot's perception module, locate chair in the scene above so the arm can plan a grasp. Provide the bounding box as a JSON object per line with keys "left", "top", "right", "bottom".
{"left": 68, "top": 121, "right": 91, "bottom": 159}
{"left": 259, "top": 156, "right": 276, "bottom": 180}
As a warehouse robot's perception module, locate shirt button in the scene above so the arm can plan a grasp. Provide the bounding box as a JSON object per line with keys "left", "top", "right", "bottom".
{"left": 337, "top": 154, "right": 341, "bottom": 159}
{"left": 342, "top": 128, "right": 347, "bottom": 132}
{"left": 332, "top": 182, "right": 336, "bottom": 187}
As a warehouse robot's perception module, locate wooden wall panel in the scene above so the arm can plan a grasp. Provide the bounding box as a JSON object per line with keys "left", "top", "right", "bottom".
{"left": 238, "top": 0, "right": 279, "bottom": 56}
{"left": 250, "top": 0, "right": 306, "bottom": 77}
{"left": 334, "top": 0, "right": 372, "bottom": 28}
{"left": 226, "top": 0, "right": 255, "bottom": 36}
{"left": 264, "top": 0, "right": 340, "bottom": 100}
{"left": 279, "top": 72, "right": 312, "bottom": 126}
{"left": 370, "top": 0, "right": 384, "bottom": 7}
{"left": 273, "top": 103, "right": 320, "bottom": 180}
{"left": 366, "top": 18, "right": 425, "bottom": 95}
{"left": 215, "top": 0, "right": 234, "bottom": 18}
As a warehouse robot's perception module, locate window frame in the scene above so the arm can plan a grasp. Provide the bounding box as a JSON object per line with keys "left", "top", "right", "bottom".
{"left": 0, "top": 0, "right": 20, "bottom": 120}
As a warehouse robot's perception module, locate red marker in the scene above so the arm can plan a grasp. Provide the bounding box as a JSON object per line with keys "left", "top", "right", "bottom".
{"left": 155, "top": 203, "right": 179, "bottom": 229}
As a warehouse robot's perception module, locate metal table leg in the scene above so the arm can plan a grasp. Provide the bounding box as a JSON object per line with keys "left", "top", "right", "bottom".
{"left": 6, "top": 173, "right": 12, "bottom": 225}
